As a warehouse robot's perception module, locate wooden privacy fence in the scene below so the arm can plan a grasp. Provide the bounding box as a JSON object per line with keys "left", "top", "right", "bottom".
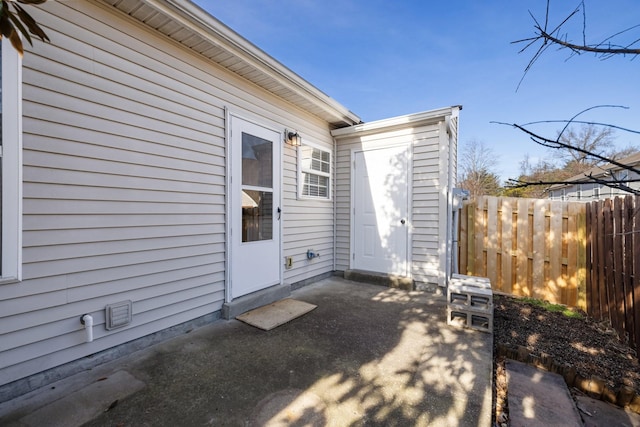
{"left": 459, "top": 196, "right": 587, "bottom": 309}
{"left": 586, "top": 196, "right": 640, "bottom": 352}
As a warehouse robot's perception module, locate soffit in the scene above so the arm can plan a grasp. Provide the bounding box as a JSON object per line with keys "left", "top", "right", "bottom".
{"left": 99, "top": 0, "right": 360, "bottom": 128}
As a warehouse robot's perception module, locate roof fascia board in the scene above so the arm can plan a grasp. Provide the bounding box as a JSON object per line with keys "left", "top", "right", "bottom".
{"left": 331, "top": 106, "right": 461, "bottom": 138}
{"left": 142, "top": 0, "right": 360, "bottom": 126}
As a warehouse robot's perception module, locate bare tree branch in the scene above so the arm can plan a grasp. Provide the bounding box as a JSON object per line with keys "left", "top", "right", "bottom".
{"left": 536, "top": 27, "right": 640, "bottom": 56}
{"left": 499, "top": 108, "right": 640, "bottom": 196}
{"left": 514, "top": 0, "right": 640, "bottom": 88}
{"left": 496, "top": 121, "right": 640, "bottom": 176}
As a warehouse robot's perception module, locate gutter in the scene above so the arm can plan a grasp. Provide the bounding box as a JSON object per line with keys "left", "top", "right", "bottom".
{"left": 331, "top": 106, "right": 461, "bottom": 138}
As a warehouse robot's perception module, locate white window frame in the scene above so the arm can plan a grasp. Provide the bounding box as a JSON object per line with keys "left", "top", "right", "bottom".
{"left": 593, "top": 187, "right": 600, "bottom": 200}
{"left": 297, "top": 141, "right": 332, "bottom": 200}
{"left": 1, "top": 39, "right": 23, "bottom": 283}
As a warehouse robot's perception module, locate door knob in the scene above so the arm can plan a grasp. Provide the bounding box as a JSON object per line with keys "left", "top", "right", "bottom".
{"left": 400, "top": 219, "right": 406, "bottom": 225}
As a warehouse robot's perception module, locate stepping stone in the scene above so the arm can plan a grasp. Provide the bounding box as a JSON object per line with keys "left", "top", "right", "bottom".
{"left": 506, "top": 360, "right": 581, "bottom": 427}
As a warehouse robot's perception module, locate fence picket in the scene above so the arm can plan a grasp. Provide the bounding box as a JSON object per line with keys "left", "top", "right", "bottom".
{"left": 487, "top": 196, "right": 498, "bottom": 288}
{"left": 624, "top": 196, "right": 635, "bottom": 348}
{"left": 597, "top": 201, "right": 608, "bottom": 320}
{"left": 549, "top": 202, "right": 564, "bottom": 303}
{"left": 633, "top": 196, "right": 640, "bottom": 351}
{"left": 613, "top": 197, "right": 625, "bottom": 334}
{"left": 514, "top": 199, "right": 527, "bottom": 296}
{"left": 586, "top": 203, "right": 595, "bottom": 314}
{"left": 604, "top": 200, "right": 619, "bottom": 330}
{"left": 575, "top": 204, "right": 587, "bottom": 311}
{"left": 532, "top": 200, "right": 546, "bottom": 300}
{"left": 474, "top": 197, "right": 485, "bottom": 276}
{"left": 501, "top": 199, "right": 514, "bottom": 294}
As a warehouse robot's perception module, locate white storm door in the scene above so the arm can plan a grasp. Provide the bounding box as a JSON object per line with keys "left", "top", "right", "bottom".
{"left": 353, "top": 145, "right": 409, "bottom": 276}
{"left": 230, "top": 117, "right": 281, "bottom": 299}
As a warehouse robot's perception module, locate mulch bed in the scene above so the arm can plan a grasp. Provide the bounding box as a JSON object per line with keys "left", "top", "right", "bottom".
{"left": 492, "top": 294, "right": 640, "bottom": 424}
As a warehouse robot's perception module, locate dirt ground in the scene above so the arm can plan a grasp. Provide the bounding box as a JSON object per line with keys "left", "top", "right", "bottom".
{"left": 492, "top": 294, "right": 640, "bottom": 423}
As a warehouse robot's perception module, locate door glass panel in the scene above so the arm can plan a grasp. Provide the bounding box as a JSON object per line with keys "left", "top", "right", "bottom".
{"left": 241, "top": 131, "right": 274, "bottom": 243}
{"left": 242, "top": 190, "right": 273, "bottom": 242}
{"left": 242, "top": 132, "right": 272, "bottom": 188}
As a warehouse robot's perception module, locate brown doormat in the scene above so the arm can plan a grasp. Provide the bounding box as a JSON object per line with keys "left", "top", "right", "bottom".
{"left": 236, "top": 298, "right": 317, "bottom": 331}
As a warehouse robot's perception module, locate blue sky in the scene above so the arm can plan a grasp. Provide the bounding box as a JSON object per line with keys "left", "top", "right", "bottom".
{"left": 195, "top": 1, "right": 640, "bottom": 181}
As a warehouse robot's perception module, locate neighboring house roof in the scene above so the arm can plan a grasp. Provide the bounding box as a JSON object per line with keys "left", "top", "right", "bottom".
{"left": 101, "top": 0, "right": 361, "bottom": 128}
{"left": 549, "top": 151, "right": 640, "bottom": 190}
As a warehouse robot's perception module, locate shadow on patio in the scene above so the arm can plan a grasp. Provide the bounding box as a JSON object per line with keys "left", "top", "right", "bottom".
{"left": 24, "top": 277, "right": 494, "bottom": 426}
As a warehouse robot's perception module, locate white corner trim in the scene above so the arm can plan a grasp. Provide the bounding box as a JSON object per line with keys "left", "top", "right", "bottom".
{"left": 1, "top": 38, "right": 23, "bottom": 282}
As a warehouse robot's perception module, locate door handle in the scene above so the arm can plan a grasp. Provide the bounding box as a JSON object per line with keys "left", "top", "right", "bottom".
{"left": 400, "top": 219, "right": 406, "bottom": 225}
{"left": 277, "top": 207, "right": 281, "bottom": 220}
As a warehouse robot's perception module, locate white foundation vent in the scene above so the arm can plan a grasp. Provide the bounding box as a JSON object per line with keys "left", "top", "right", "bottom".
{"left": 105, "top": 300, "right": 133, "bottom": 330}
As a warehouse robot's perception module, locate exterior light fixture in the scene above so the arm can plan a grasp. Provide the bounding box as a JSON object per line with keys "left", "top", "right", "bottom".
{"left": 285, "top": 129, "right": 301, "bottom": 146}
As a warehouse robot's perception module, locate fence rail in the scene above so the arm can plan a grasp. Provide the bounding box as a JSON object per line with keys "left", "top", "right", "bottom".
{"left": 586, "top": 196, "right": 640, "bottom": 351}
{"left": 459, "top": 196, "right": 587, "bottom": 309}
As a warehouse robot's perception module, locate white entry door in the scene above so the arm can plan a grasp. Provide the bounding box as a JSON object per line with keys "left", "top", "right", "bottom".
{"left": 230, "top": 116, "right": 281, "bottom": 299}
{"left": 353, "top": 145, "right": 409, "bottom": 276}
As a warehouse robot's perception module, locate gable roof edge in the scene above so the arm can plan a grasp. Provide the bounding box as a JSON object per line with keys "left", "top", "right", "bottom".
{"left": 331, "top": 106, "right": 461, "bottom": 138}
{"left": 138, "top": 0, "right": 361, "bottom": 127}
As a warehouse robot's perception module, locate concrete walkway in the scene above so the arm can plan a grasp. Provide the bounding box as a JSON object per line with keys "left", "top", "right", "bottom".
{"left": 0, "top": 277, "right": 493, "bottom": 427}
{"left": 507, "top": 360, "right": 640, "bottom": 427}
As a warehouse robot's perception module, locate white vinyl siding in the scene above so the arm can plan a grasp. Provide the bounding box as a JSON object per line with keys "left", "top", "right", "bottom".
{"left": 283, "top": 138, "right": 336, "bottom": 284}
{"left": 0, "top": 39, "right": 23, "bottom": 283}
{"left": 413, "top": 123, "right": 449, "bottom": 286}
{"left": 299, "top": 143, "right": 331, "bottom": 199}
{"left": 0, "top": 1, "right": 337, "bottom": 388}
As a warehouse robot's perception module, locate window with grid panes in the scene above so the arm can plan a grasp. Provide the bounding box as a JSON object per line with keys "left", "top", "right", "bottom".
{"left": 299, "top": 144, "right": 331, "bottom": 199}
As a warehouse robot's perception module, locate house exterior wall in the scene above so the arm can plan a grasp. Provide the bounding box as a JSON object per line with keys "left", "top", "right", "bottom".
{"left": 333, "top": 109, "right": 459, "bottom": 288}
{"left": 548, "top": 169, "right": 640, "bottom": 201}
{"left": 0, "top": 1, "right": 337, "bottom": 388}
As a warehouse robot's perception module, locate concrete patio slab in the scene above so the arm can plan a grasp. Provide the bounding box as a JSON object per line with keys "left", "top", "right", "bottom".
{"left": 0, "top": 277, "right": 493, "bottom": 427}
